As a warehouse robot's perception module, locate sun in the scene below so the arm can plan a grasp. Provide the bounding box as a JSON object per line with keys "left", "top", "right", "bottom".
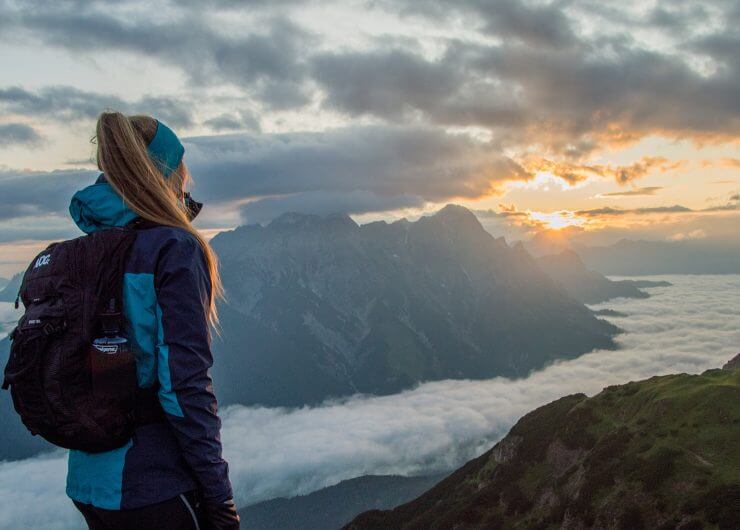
{"left": 529, "top": 210, "right": 585, "bottom": 230}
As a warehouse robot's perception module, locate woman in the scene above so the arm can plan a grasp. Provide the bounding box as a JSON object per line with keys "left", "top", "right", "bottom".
{"left": 66, "top": 112, "right": 239, "bottom": 530}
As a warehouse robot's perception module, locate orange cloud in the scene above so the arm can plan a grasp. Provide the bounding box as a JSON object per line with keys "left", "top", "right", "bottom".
{"left": 519, "top": 156, "right": 684, "bottom": 186}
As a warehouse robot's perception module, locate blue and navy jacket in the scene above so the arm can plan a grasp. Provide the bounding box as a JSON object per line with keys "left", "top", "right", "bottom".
{"left": 65, "top": 175, "right": 233, "bottom": 510}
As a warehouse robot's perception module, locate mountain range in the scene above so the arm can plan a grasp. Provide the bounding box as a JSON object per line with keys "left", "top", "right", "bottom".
{"left": 577, "top": 239, "right": 740, "bottom": 276}
{"left": 209, "top": 205, "right": 618, "bottom": 407}
{"left": 0, "top": 273, "right": 21, "bottom": 303}
{"left": 536, "top": 250, "right": 670, "bottom": 304}
{"left": 527, "top": 231, "right": 740, "bottom": 275}
{"left": 0, "top": 205, "right": 624, "bottom": 461}
{"left": 346, "top": 358, "right": 740, "bottom": 530}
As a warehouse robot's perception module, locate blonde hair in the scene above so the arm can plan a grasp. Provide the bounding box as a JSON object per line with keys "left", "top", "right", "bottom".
{"left": 95, "top": 111, "right": 223, "bottom": 327}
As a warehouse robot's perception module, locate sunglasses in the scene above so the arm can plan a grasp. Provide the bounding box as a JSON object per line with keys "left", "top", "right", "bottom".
{"left": 183, "top": 192, "right": 203, "bottom": 221}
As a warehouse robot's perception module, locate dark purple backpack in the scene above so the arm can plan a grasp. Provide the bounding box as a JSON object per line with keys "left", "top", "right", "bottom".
{"left": 2, "top": 223, "right": 162, "bottom": 453}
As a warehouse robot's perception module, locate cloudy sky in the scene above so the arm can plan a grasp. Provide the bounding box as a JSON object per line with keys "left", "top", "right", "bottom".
{"left": 0, "top": 0, "right": 739, "bottom": 275}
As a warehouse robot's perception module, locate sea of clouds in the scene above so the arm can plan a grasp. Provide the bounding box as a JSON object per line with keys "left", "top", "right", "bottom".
{"left": 0, "top": 275, "right": 738, "bottom": 529}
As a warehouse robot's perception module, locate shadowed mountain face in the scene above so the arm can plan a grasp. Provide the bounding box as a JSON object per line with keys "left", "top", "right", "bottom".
{"left": 0, "top": 273, "right": 21, "bottom": 303}
{"left": 527, "top": 232, "right": 740, "bottom": 276}
{"left": 239, "top": 474, "right": 446, "bottom": 530}
{"left": 537, "top": 250, "right": 651, "bottom": 304}
{"left": 577, "top": 239, "right": 740, "bottom": 276}
{"left": 346, "top": 362, "right": 740, "bottom": 530}
{"left": 210, "top": 205, "right": 617, "bottom": 407}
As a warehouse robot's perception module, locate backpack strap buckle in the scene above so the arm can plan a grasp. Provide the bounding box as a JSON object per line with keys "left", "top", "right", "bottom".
{"left": 42, "top": 321, "right": 66, "bottom": 336}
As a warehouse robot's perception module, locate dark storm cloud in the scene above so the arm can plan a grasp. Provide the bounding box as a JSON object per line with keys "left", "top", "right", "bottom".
{"left": 576, "top": 205, "right": 694, "bottom": 217}
{"left": 311, "top": 49, "right": 462, "bottom": 119}
{"left": 204, "top": 110, "right": 262, "bottom": 132}
{"left": 0, "top": 3, "right": 736, "bottom": 234}
{"left": 240, "top": 191, "right": 424, "bottom": 224}
{"left": 600, "top": 187, "right": 663, "bottom": 197}
{"left": 463, "top": 0, "right": 578, "bottom": 48}
{"left": 0, "top": 86, "right": 193, "bottom": 127}
{"left": 0, "top": 125, "right": 530, "bottom": 234}
{"left": 0, "top": 222, "right": 79, "bottom": 244}
{"left": 3, "top": 0, "right": 738, "bottom": 152}
{"left": 311, "top": 1, "right": 740, "bottom": 153}
{"left": 0, "top": 3, "right": 312, "bottom": 99}
{"left": 184, "top": 125, "right": 531, "bottom": 206}
{"left": 0, "top": 168, "right": 96, "bottom": 221}
{"left": 575, "top": 203, "right": 740, "bottom": 217}
{"left": 704, "top": 202, "right": 740, "bottom": 212}
{"left": 0, "top": 123, "right": 42, "bottom": 146}
{"left": 691, "top": 32, "right": 740, "bottom": 72}
{"left": 1, "top": 0, "right": 739, "bottom": 232}
{"left": 645, "top": 4, "right": 712, "bottom": 35}
{"left": 177, "top": 0, "right": 307, "bottom": 8}
{"left": 314, "top": 41, "right": 739, "bottom": 150}
{"left": 254, "top": 80, "right": 313, "bottom": 110}
{"left": 391, "top": 0, "right": 576, "bottom": 48}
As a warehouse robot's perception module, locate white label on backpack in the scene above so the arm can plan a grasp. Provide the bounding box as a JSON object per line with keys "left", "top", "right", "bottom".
{"left": 34, "top": 254, "right": 51, "bottom": 269}
{"left": 93, "top": 344, "right": 119, "bottom": 354}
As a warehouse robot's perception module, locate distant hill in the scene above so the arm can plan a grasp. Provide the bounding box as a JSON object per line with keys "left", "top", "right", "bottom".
{"left": 576, "top": 239, "right": 740, "bottom": 275}
{"left": 210, "top": 205, "right": 618, "bottom": 407}
{"left": 537, "top": 249, "right": 652, "bottom": 304}
{"left": 0, "top": 277, "right": 8, "bottom": 290}
{"left": 0, "top": 273, "right": 21, "bottom": 303}
{"left": 347, "top": 360, "right": 740, "bottom": 529}
{"left": 239, "top": 474, "right": 446, "bottom": 530}
{"left": 536, "top": 249, "right": 671, "bottom": 304}
{"left": 526, "top": 231, "right": 740, "bottom": 275}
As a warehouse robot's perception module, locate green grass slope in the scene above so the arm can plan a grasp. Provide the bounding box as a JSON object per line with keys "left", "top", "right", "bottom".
{"left": 346, "top": 363, "right": 740, "bottom": 530}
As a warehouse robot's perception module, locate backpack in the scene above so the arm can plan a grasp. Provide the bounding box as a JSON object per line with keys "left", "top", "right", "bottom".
{"left": 2, "top": 221, "right": 163, "bottom": 453}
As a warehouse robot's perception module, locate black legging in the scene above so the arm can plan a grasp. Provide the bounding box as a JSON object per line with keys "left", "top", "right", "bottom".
{"left": 73, "top": 490, "right": 204, "bottom": 530}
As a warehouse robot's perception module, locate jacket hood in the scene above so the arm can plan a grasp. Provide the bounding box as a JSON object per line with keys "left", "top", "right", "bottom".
{"left": 69, "top": 174, "right": 139, "bottom": 234}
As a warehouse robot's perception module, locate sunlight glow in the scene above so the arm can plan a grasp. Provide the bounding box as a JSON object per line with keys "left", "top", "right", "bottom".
{"left": 508, "top": 171, "right": 590, "bottom": 192}
{"left": 529, "top": 210, "right": 586, "bottom": 230}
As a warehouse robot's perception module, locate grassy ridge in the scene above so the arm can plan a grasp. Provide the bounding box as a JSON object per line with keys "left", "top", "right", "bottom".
{"left": 346, "top": 365, "right": 740, "bottom": 529}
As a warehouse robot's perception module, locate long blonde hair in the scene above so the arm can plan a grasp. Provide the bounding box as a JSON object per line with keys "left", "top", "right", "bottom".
{"left": 95, "top": 111, "right": 223, "bottom": 327}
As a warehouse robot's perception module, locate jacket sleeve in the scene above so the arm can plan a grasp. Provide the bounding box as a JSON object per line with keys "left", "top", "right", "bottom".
{"left": 154, "top": 233, "right": 233, "bottom": 502}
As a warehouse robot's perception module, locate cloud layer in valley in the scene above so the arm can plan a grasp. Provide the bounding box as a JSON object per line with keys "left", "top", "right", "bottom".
{"left": 0, "top": 275, "right": 737, "bottom": 529}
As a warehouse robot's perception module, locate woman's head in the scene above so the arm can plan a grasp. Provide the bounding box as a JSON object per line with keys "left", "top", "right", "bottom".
{"left": 94, "top": 111, "right": 222, "bottom": 326}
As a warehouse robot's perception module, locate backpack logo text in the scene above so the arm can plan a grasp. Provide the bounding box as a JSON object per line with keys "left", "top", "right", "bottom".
{"left": 34, "top": 254, "right": 51, "bottom": 269}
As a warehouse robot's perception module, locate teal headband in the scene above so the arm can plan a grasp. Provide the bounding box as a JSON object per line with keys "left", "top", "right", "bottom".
{"left": 146, "top": 120, "right": 185, "bottom": 178}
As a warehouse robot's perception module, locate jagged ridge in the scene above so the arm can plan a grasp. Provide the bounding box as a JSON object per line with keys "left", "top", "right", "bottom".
{"left": 209, "top": 205, "right": 618, "bottom": 407}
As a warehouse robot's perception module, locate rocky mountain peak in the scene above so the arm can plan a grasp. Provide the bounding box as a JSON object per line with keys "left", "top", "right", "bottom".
{"left": 431, "top": 204, "right": 481, "bottom": 226}
{"left": 542, "top": 248, "right": 586, "bottom": 267}
{"left": 420, "top": 205, "right": 489, "bottom": 240}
